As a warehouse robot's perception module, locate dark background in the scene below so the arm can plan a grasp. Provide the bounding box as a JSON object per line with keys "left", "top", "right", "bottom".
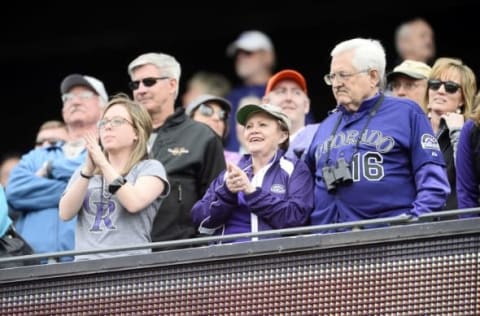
{"left": 1, "top": 1, "right": 477, "bottom": 155}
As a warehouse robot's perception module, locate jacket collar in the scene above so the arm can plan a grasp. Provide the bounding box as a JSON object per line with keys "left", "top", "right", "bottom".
{"left": 237, "top": 149, "right": 286, "bottom": 174}
{"left": 154, "top": 106, "right": 187, "bottom": 131}
{"left": 338, "top": 92, "right": 382, "bottom": 115}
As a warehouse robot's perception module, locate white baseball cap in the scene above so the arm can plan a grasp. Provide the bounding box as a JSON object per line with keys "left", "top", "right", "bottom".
{"left": 226, "top": 30, "right": 274, "bottom": 57}
{"left": 60, "top": 74, "right": 108, "bottom": 103}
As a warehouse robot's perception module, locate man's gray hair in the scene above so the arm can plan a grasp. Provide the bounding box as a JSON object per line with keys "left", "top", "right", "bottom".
{"left": 330, "top": 38, "right": 386, "bottom": 88}
{"left": 128, "top": 52, "right": 181, "bottom": 98}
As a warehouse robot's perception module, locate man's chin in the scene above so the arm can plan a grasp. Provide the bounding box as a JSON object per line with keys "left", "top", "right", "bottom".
{"left": 138, "top": 100, "right": 155, "bottom": 108}
{"left": 335, "top": 96, "right": 350, "bottom": 105}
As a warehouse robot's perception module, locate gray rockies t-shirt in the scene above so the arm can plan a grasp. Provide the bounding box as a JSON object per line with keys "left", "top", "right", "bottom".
{"left": 66, "top": 159, "right": 169, "bottom": 261}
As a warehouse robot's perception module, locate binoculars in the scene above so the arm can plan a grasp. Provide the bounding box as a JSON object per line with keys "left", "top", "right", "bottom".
{"left": 322, "top": 157, "right": 353, "bottom": 192}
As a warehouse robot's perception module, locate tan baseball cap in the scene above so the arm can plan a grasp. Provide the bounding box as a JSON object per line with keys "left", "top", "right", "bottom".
{"left": 387, "top": 60, "right": 432, "bottom": 82}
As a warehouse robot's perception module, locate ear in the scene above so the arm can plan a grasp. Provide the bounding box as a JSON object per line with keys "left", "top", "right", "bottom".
{"left": 368, "top": 69, "right": 380, "bottom": 87}
{"left": 304, "top": 97, "right": 311, "bottom": 115}
{"left": 278, "top": 130, "right": 288, "bottom": 145}
{"left": 168, "top": 77, "right": 178, "bottom": 97}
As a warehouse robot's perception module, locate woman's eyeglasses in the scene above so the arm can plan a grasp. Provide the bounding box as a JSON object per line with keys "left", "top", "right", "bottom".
{"left": 198, "top": 104, "right": 227, "bottom": 120}
{"left": 97, "top": 117, "right": 134, "bottom": 129}
{"left": 428, "top": 79, "right": 461, "bottom": 94}
{"left": 128, "top": 77, "right": 170, "bottom": 90}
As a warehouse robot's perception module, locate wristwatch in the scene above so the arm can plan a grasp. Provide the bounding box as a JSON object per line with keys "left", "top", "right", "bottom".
{"left": 108, "top": 176, "right": 127, "bottom": 195}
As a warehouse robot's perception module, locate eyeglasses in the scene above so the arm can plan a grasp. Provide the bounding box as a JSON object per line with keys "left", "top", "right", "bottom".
{"left": 62, "top": 91, "right": 96, "bottom": 103}
{"left": 324, "top": 70, "right": 369, "bottom": 86}
{"left": 35, "top": 138, "right": 63, "bottom": 147}
{"left": 198, "top": 104, "right": 227, "bottom": 120}
{"left": 428, "top": 79, "right": 461, "bottom": 94}
{"left": 97, "top": 117, "right": 134, "bottom": 129}
{"left": 128, "top": 77, "right": 170, "bottom": 90}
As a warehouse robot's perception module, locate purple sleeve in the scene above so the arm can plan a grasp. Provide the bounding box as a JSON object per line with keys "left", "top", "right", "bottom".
{"left": 410, "top": 112, "right": 446, "bottom": 170}
{"left": 410, "top": 163, "right": 450, "bottom": 216}
{"left": 190, "top": 172, "right": 238, "bottom": 234}
{"left": 456, "top": 120, "right": 479, "bottom": 208}
{"left": 304, "top": 127, "right": 321, "bottom": 174}
{"left": 246, "top": 161, "right": 314, "bottom": 228}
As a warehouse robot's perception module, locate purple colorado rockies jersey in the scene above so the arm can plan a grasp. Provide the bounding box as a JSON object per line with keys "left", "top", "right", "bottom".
{"left": 305, "top": 93, "right": 450, "bottom": 225}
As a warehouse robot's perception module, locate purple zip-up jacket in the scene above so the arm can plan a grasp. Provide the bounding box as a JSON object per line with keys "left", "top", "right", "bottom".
{"left": 191, "top": 150, "right": 313, "bottom": 239}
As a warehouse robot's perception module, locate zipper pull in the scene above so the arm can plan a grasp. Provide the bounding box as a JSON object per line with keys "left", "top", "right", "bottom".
{"left": 178, "top": 184, "right": 182, "bottom": 202}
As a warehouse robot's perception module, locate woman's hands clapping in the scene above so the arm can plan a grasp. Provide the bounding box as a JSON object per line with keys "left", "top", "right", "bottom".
{"left": 225, "top": 162, "right": 255, "bottom": 194}
{"left": 83, "top": 132, "right": 108, "bottom": 174}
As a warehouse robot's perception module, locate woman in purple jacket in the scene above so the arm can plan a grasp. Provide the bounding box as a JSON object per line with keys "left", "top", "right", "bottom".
{"left": 191, "top": 103, "right": 314, "bottom": 242}
{"left": 456, "top": 92, "right": 480, "bottom": 210}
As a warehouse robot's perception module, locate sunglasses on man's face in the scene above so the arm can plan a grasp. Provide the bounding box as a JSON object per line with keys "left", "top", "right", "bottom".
{"left": 35, "top": 138, "right": 63, "bottom": 147}
{"left": 128, "top": 77, "right": 170, "bottom": 91}
{"left": 428, "top": 79, "right": 461, "bottom": 94}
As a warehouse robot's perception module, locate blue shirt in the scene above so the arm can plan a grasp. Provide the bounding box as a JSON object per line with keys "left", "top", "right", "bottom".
{"left": 0, "top": 185, "right": 12, "bottom": 237}
{"left": 6, "top": 144, "right": 85, "bottom": 257}
{"left": 285, "top": 123, "right": 320, "bottom": 160}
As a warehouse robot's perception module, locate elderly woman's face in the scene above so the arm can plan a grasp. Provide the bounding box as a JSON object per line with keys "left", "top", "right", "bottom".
{"left": 243, "top": 112, "right": 287, "bottom": 156}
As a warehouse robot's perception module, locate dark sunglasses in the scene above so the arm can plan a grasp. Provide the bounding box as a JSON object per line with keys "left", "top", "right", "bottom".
{"left": 198, "top": 104, "right": 227, "bottom": 120}
{"left": 128, "top": 77, "right": 170, "bottom": 91}
{"left": 428, "top": 79, "right": 461, "bottom": 94}
{"left": 35, "top": 138, "right": 63, "bottom": 147}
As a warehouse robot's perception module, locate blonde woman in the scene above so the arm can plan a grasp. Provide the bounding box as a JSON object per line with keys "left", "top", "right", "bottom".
{"left": 59, "top": 94, "right": 169, "bottom": 260}
{"left": 424, "top": 57, "right": 477, "bottom": 210}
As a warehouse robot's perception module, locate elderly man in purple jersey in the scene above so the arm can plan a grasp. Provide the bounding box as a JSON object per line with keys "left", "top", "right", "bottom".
{"left": 305, "top": 38, "right": 450, "bottom": 226}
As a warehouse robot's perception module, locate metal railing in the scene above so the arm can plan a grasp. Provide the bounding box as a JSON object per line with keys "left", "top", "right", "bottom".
{"left": 0, "top": 208, "right": 479, "bottom": 315}
{"left": 1, "top": 207, "right": 479, "bottom": 268}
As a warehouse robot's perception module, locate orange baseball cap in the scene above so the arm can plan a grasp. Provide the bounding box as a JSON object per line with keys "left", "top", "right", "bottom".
{"left": 265, "top": 69, "right": 307, "bottom": 94}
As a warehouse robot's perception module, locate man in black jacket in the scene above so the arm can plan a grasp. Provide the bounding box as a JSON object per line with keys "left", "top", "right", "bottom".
{"left": 128, "top": 53, "right": 226, "bottom": 245}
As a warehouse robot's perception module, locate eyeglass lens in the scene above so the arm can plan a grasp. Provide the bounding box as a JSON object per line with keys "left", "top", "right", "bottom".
{"left": 323, "top": 70, "right": 368, "bottom": 86}
{"left": 428, "top": 80, "right": 460, "bottom": 94}
{"left": 62, "top": 91, "right": 95, "bottom": 103}
{"left": 129, "top": 77, "right": 169, "bottom": 90}
{"left": 97, "top": 117, "right": 132, "bottom": 129}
